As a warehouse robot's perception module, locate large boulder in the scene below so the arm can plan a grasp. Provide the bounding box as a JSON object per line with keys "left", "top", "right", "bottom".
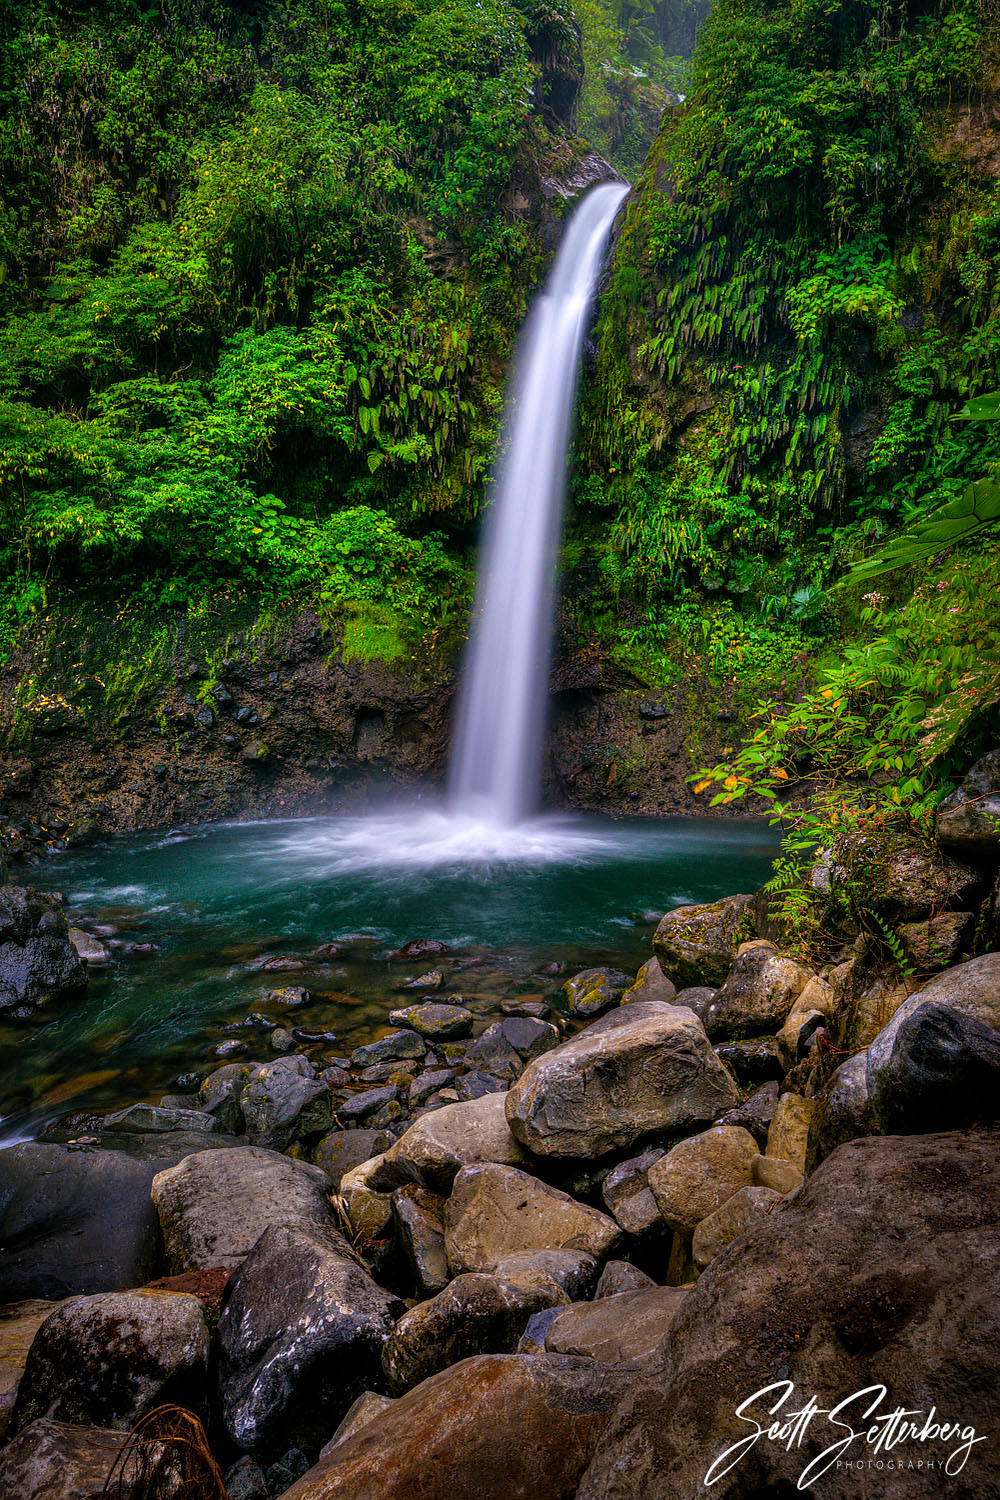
{"left": 0, "top": 1418, "right": 156, "bottom": 1499}
{"left": 217, "top": 1222, "right": 404, "bottom": 1461}
{"left": 0, "top": 1143, "right": 165, "bottom": 1301}
{"left": 505, "top": 1002, "right": 738, "bottom": 1159}
{"left": 0, "top": 885, "right": 86, "bottom": 1014}
{"left": 936, "top": 748, "right": 1000, "bottom": 855}
{"left": 151, "top": 1146, "right": 337, "bottom": 1272}
{"left": 9, "top": 1290, "right": 208, "bottom": 1433}
{"left": 868, "top": 1001, "right": 1000, "bottom": 1134}
{"left": 539, "top": 1286, "right": 689, "bottom": 1365}
{"left": 647, "top": 1126, "right": 759, "bottom": 1235}
{"left": 280, "top": 1353, "right": 635, "bottom": 1500}
{"left": 384, "top": 1092, "right": 528, "bottom": 1192}
{"left": 652, "top": 894, "right": 754, "bottom": 988}
{"left": 815, "top": 832, "right": 981, "bottom": 923}
{"left": 866, "top": 953, "right": 1000, "bottom": 1106}
{"left": 241, "top": 1056, "right": 336, "bottom": 1150}
{"left": 444, "top": 1163, "right": 621, "bottom": 1274}
{"left": 577, "top": 1127, "right": 1000, "bottom": 1499}
{"left": 702, "top": 943, "right": 813, "bottom": 1041}
{"left": 382, "top": 1273, "right": 565, "bottom": 1393}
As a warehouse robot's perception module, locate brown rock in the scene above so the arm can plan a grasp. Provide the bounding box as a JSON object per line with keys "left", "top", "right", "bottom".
{"left": 541, "top": 1286, "right": 690, "bottom": 1365}
{"left": 647, "top": 1127, "right": 758, "bottom": 1235}
{"left": 444, "top": 1163, "right": 621, "bottom": 1274}
{"left": 765, "top": 1092, "right": 815, "bottom": 1173}
{"left": 0, "top": 1301, "right": 68, "bottom": 1440}
{"left": 0, "top": 1417, "right": 156, "bottom": 1499}
{"left": 691, "top": 1185, "right": 782, "bottom": 1269}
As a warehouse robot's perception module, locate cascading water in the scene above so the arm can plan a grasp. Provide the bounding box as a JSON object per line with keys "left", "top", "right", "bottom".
{"left": 448, "top": 180, "right": 629, "bottom": 827}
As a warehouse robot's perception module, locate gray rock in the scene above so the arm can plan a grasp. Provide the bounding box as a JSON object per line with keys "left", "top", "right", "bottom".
{"left": 387, "top": 1003, "right": 473, "bottom": 1039}
{"left": 807, "top": 1050, "right": 877, "bottom": 1169}
{"left": 621, "top": 958, "right": 677, "bottom": 1006}
{"left": 10, "top": 1290, "right": 208, "bottom": 1433}
{"left": 102, "top": 1102, "right": 219, "bottom": 1136}
{"left": 391, "top": 1184, "right": 449, "bottom": 1297}
{"left": 716, "top": 1080, "right": 780, "bottom": 1147}
{"left": 151, "top": 1145, "right": 337, "bottom": 1272}
{"left": 899, "top": 911, "right": 974, "bottom": 972}
{"left": 563, "top": 967, "right": 633, "bottom": 1018}
{"left": 702, "top": 943, "right": 812, "bottom": 1040}
{"left": 540, "top": 1286, "right": 690, "bottom": 1364}
{"left": 0, "top": 1417, "right": 162, "bottom": 1500}
{"left": 869, "top": 1001, "right": 1000, "bottom": 1134}
{"left": 601, "top": 1147, "right": 666, "bottom": 1237}
{"left": 462, "top": 1023, "right": 524, "bottom": 1080}
{"left": 384, "top": 1092, "right": 527, "bottom": 1193}
{"left": 337, "top": 1086, "right": 399, "bottom": 1125}
{"left": 670, "top": 986, "right": 717, "bottom": 1023}
{"left": 936, "top": 747, "right": 1000, "bottom": 853}
{"left": 491, "top": 1249, "right": 599, "bottom": 1299}
{"left": 351, "top": 1031, "right": 426, "bottom": 1068}
{"left": 0, "top": 885, "right": 87, "bottom": 1013}
{"left": 382, "top": 1273, "right": 565, "bottom": 1393}
{"left": 866, "top": 953, "right": 1000, "bottom": 1096}
{"left": 454, "top": 1070, "right": 506, "bottom": 1100}
{"left": 217, "top": 1222, "right": 404, "bottom": 1461}
{"left": 496, "top": 1014, "right": 560, "bottom": 1059}
{"left": 314, "top": 1128, "right": 390, "bottom": 1188}
{"left": 595, "top": 1260, "right": 657, "bottom": 1298}
{"left": 225, "top": 1454, "right": 268, "bottom": 1499}
{"left": 241, "top": 1056, "right": 335, "bottom": 1149}
{"left": 653, "top": 894, "right": 754, "bottom": 988}
{"left": 444, "top": 1163, "right": 621, "bottom": 1274}
{"left": 408, "top": 1068, "right": 455, "bottom": 1108}
{"left": 505, "top": 1002, "right": 738, "bottom": 1159}
{"left": 67, "top": 928, "right": 111, "bottom": 965}
{"left": 714, "top": 1035, "right": 783, "bottom": 1084}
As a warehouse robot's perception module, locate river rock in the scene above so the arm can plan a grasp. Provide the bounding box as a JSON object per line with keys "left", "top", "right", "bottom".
{"left": 102, "top": 1102, "right": 220, "bottom": 1135}
{"left": 409, "top": 1068, "right": 456, "bottom": 1108}
{"left": 0, "top": 1143, "right": 164, "bottom": 1301}
{"left": 351, "top": 1030, "right": 426, "bottom": 1068}
{"left": 389, "top": 938, "right": 451, "bottom": 961}
{"left": 505, "top": 1002, "right": 738, "bottom": 1159}
{"left": 199, "top": 1062, "right": 251, "bottom": 1132}
{"left": 652, "top": 894, "right": 754, "bottom": 988}
{"left": 0, "top": 1417, "right": 160, "bottom": 1500}
{"left": 387, "top": 1002, "right": 473, "bottom": 1039}
{"left": 280, "top": 1353, "right": 635, "bottom": 1500}
{"left": 563, "top": 967, "right": 634, "bottom": 1018}
{"left": 241, "top": 1056, "right": 335, "bottom": 1149}
{"left": 621, "top": 957, "right": 677, "bottom": 1006}
{"left": 647, "top": 1126, "right": 759, "bottom": 1235}
{"left": 866, "top": 952, "right": 1000, "bottom": 1093}
{"left": 715, "top": 1080, "right": 780, "bottom": 1147}
{"left": 899, "top": 910, "right": 974, "bottom": 972}
{"left": 539, "top": 1286, "right": 689, "bottom": 1365}
{"left": 337, "top": 1085, "right": 399, "bottom": 1125}
{"left": 444, "top": 1163, "right": 621, "bottom": 1274}
{"left": 714, "top": 1036, "right": 783, "bottom": 1085}
{"left": 382, "top": 1273, "right": 565, "bottom": 1393}
{"left": 217, "top": 1222, "right": 404, "bottom": 1460}
{"left": 337, "top": 1159, "right": 394, "bottom": 1242}
{"left": 765, "top": 1092, "right": 814, "bottom": 1172}
{"left": 751, "top": 1152, "right": 803, "bottom": 1193}
{"left": 151, "top": 1146, "right": 337, "bottom": 1272}
{"left": 691, "top": 1184, "right": 783, "bottom": 1269}
{"left": 595, "top": 1260, "right": 656, "bottom": 1297}
{"left": 670, "top": 985, "right": 717, "bottom": 1024}
{"left": 9, "top": 1289, "right": 208, "bottom": 1433}
{"left": 391, "top": 1183, "right": 449, "bottom": 1296}
{"left": 67, "top": 927, "right": 111, "bottom": 965}
{"left": 384, "top": 1092, "right": 527, "bottom": 1192}
{"left": 806, "top": 1051, "right": 879, "bottom": 1169}
{"left": 936, "top": 747, "right": 1000, "bottom": 854}
{"left": 0, "top": 885, "right": 87, "bottom": 1013}
{"left": 491, "top": 1249, "right": 599, "bottom": 1299}
{"left": 0, "top": 1300, "right": 66, "bottom": 1440}
{"left": 869, "top": 1001, "right": 1000, "bottom": 1134}
{"left": 462, "top": 1022, "right": 524, "bottom": 1080}
{"left": 601, "top": 1147, "right": 666, "bottom": 1237}
{"left": 320, "top": 1392, "right": 397, "bottom": 1456}
{"left": 577, "top": 1127, "right": 1000, "bottom": 1500}
{"left": 494, "top": 1014, "right": 560, "bottom": 1059}
{"left": 775, "top": 974, "right": 835, "bottom": 1067}
{"left": 703, "top": 943, "right": 812, "bottom": 1040}
{"left": 314, "top": 1128, "right": 390, "bottom": 1188}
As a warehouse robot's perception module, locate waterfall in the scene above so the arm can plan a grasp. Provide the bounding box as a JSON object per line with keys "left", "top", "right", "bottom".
{"left": 449, "top": 180, "right": 628, "bottom": 827}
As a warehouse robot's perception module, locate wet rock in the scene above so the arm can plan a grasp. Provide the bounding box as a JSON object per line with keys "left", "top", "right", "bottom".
{"left": 198, "top": 1062, "right": 250, "bottom": 1132}
{"left": 10, "top": 1290, "right": 208, "bottom": 1433}
{"left": 267, "top": 986, "right": 311, "bottom": 1006}
{"left": 384, "top": 1092, "right": 527, "bottom": 1192}
{"left": 217, "top": 1222, "right": 403, "bottom": 1461}
{"left": 270, "top": 1026, "right": 297, "bottom": 1052}
{"left": 338, "top": 1086, "right": 399, "bottom": 1124}
{"left": 408, "top": 1068, "right": 455, "bottom": 1108}
{"left": 389, "top": 939, "right": 451, "bottom": 961}
{"left": 491, "top": 1249, "right": 599, "bottom": 1299}
{"left": 648, "top": 1126, "right": 759, "bottom": 1235}
{"left": 594, "top": 1261, "right": 656, "bottom": 1298}
{"left": 314, "top": 1128, "right": 390, "bottom": 1188}
{"left": 102, "top": 1102, "right": 219, "bottom": 1135}
{"left": 899, "top": 910, "right": 974, "bottom": 972}
{"left": 869, "top": 1001, "right": 1000, "bottom": 1134}
{"left": 67, "top": 927, "right": 111, "bottom": 965}
{"left": 540, "top": 1286, "right": 689, "bottom": 1365}
{"left": 391, "top": 1183, "right": 449, "bottom": 1297}
{"left": 578, "top": 1127, "right": 1000, "bottom": 1500}
{"left": 562, "top": 967, "right": 633, "bottom": 1019}
{"left": 444, "top": 1163, "right": 621, "bottom": 1274}
{"left": 621, "top": 957, "right": 677, "bottom": 1006}
{"left": 669, "top": 985, "right": 716, "bottom": 1023}
{"left": 151, "top": 1146, "right": 337, "bottom": 1272}
{"left": 715, "top": 1080, "right": 780, "bottom": 1147}
{"left": 241, "top": 1056, "right": 335, "bottom": 1149}
{"left": 454, "top": 1070, "right": 506, "bottom": 1100}
{"left": 818, "top": 832, "right": 982, "bottom": 923}
{"left": 713, "top": 1035, "right": 783, "bottom": 1085}
{"left": 936, "top": 747, "right": 1000, "bottom": 854}
{"left": 691, "top": 1184, "right": 783, "bottom": 1269}
{"left": 505, "top": 1002, "right": 738, "bottom": 1159}
{"left": 0, "top": 1418, "right": 157, "bottom": 1499}
{"left": 401, "top": 968, "right": 444, "bottom": 990}
{"left": 0, "top": 1300, "right": 66, "bottom": 1440}
{"left": 320, "top": 1391, "right": 396, "bottom": 1457}
{"left": 279, "top": 1353, "right": 635, "bottom": 1500}
{"left": 264, "top": 1450, "right": 311, "bottom": 1494}
{"left": 652, "top": 894, "right": 754, "bottom": 988}
{"left": 351, "top": 1031, "right": 426, "bottom": 1068}
{"left": 388, "top": 1002, "right": 473, "bottom": 1039}
{"left": 0, "top": 885, "right": 87, "bottom": 1013}
{"left": 0, "top": 1143, "right": 164, "bottom": 1301}
{"left": 382, "top": 1273, "right": 565, "bottom": 1393}
{"left": 463, "top": 1023, "right": 524, "bottom": 1081}
{"left": 600, "top": 1147, "right": 665, "bottom": 1237}
{"left": 225, "top": 1454, "right": 268, "bottom": 1499}
{"left": 865, "top": 953, "right": 1000, "bottom": 1097}
{"left": 703, "top": 943, "right": 813, "bottom": 1040}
